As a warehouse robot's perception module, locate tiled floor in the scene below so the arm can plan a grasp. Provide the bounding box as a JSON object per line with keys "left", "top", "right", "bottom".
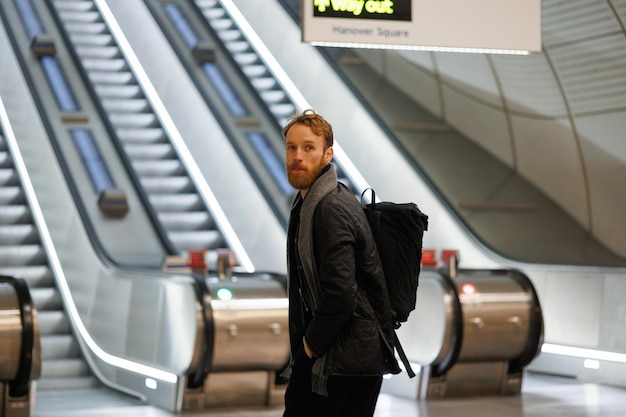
{"left": 32, "top": 373, "right": 626, "bottom": 417}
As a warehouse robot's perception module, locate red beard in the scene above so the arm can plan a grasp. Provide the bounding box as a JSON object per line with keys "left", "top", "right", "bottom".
{"left": 287, "top": 159, "right": 325, "bottom": 191}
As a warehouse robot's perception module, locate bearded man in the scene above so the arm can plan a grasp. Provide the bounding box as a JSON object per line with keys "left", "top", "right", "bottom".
{"left": 282, "top": 109, "right": 400, "bottom": 417}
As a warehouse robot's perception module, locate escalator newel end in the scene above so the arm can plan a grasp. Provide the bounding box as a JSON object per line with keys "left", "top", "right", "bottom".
{"left": 30, "top": 35, "right": 57, "bottom": 57}
{"left": 98, "top": 188, "right": 129, "bottom": 216}
{"left": 192, "top": 42, "right": 216, "bottom": 63}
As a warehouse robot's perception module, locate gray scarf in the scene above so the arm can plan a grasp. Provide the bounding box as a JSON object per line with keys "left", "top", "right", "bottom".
{"left": 290, "top": 163, "right": 337, "bottom": 396}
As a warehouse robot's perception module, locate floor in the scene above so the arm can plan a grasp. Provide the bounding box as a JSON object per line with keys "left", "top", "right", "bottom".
{"left": 30, "top": 372, "right": 626, "bottom": 417}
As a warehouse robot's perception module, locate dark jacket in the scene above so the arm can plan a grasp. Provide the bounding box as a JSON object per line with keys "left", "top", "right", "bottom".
{"left": 287, "top": 164, "right": 400, "bottom": 395}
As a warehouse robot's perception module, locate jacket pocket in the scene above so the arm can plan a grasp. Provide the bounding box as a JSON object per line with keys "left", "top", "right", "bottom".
{"left": 327, "top": 316, "right": 383, "bottom": 375}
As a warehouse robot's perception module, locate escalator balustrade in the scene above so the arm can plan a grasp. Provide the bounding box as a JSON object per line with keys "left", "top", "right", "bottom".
{"left": 388, "top": 267, "right": 543, "bottom": 399}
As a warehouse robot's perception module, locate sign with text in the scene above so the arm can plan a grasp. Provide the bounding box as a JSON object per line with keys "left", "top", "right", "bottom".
{"left": 302, "top": 0, "right": 542, "bottom": 53}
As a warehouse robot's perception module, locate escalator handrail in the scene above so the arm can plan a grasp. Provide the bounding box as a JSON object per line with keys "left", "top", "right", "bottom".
{"left": 0, "top": 275, "right": 36, "bottom": 398}
{"left": 431, "top": 270, "right": 464, "bottom": 377}
{"left": 508, "top": 269, "right": 544, "bottom": 372}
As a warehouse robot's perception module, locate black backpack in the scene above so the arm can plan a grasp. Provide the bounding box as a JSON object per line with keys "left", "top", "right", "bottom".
{"left": 361, "top": 188, "right": 429, "bottom": 377}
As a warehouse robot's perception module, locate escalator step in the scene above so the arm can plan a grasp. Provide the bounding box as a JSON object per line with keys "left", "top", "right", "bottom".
{"left": 36, "top": 375, "right": 99, "bottom": 391}
{"left": 148, "top": 194, "right": 204, "bottom": 212}
{"left": 116, "top": 127, "right": 165, "bottom": 143}
{"left": 88, "top": 71, "right": 133, "bottom": 85}
{"left": 41, "top": 335, "right": 80, "bottom": 360}
{"left": 0, "top": 187, "right": 25, "bottom": 204}
{"left": 232, "top": 52, "right": 258, "bottom": 66}
{"left": 140, "top": 176, "right": 193, "bottom": 194}
{"left": 124, "top": 143, "right": 175, "bottom": 160}
{"left": 169, "top": 230, "right": 223, "bottom": 251}
{"left": 53, "top": 0, "right": 94, "bottom": 12}
{"left": 0, "top": 205, "right": 31, "bottom": 224}
{"left": 0, "top": 224, "right": 39, "bottom": 244}
{"left": 250, "top": 77, "right": 277, "bottom": 91}
{"left": 30, "top": 287, "right": 62, "bottom": 311}
{"left": 68, "top": 33, "right": 112, "bottom": 47}
{"left": 63, "top": 21, "right": 107, "bottom": 35}
{"left": 57, "top": 10, "right": 99, "bottom": 24}
{"left": 131, "top": 159, "right": 184, "bottom": 176}
{"left": 0, "top": 244, "right": 46, "bottom": 265}
{"left": 216, "top": 29, "right": 242, "bottom": 43}
{"left": 158, "top": 211, "right": 214, "bottom": 230}
{"left": 0, "top": 265, "right": 52, "bottom": 287}
{"left": 241, "top": 64, "right": 268, "bottom": 78}
{"left": 94, "top": 84, "right": 141, "bottom": 99}
{"left": 36, "top": 310, "right": 70, "bottom": 335}
{"left": 81, "top": 57, "right": 126, "bottom": 72}
{"left": 40, "top": 358, "right": 91, "bottom": 379}
{"left": 260, "top": 89, "right": 287, "bottom": 104}
{"left": 74, "top": 45, "right": 119, "bottom": 60}
{"left": 224, "top": 40, "right": 248, "bottom": 53}
{"left": 100, "top": 98, "right": 149, "bottom": 113}
{"left": 0, "top": 168, "right": 18, "bottom": 185}
{"left": 109, "top": 113, "right": 158, "bottom": 128}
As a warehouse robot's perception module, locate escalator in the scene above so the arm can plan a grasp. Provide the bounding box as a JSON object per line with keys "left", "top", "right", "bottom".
{"left": 1, "top": 1, "right": 290, "bottom": 410}
{"left": 0, "top": 117, "right": 94, "bottom": 391}
{"left": 132, "top": 0, "right": 369, "bottom": 227}
{"left": 46, "top": 0, "right": 251, "bottom": 268}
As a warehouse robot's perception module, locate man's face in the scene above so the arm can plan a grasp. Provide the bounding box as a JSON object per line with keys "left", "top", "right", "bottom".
{"left": 285, "top": 123, "right": 333, "bottom": 196}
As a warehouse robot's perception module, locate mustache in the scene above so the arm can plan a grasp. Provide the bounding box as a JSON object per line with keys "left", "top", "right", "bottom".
{"left": 288, "top": 163, "right": 307, "bottom": 170}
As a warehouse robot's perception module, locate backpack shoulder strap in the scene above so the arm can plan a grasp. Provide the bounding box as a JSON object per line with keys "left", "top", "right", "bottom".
{"left": 360, "top": 187, "right": 376, "bottom": 206}
{"left": 394, "top": 330, "right": 416, "bottom": 378}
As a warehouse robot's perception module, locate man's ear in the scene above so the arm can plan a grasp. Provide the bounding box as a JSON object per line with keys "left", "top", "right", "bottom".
{"left": 324, "top": 146, "right": 334, "bottom": 164}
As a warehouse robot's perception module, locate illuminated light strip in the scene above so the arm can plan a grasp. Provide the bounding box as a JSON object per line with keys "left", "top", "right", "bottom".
{"left": 310, "top": 41, "right": 532, "bottom": 56}
{"left": 93, "top": 0, "right": 255, "bottom": 273}
{"left": 542, "top": 343, "right": 626, "bottom": 364}
{"left": 0, "top": 98, "right": 178, "bottom": 385}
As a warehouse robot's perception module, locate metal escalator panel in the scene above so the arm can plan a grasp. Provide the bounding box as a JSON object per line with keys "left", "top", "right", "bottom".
{"left": 0, "top": 127, "right": 94, "bottom": 390}
{"left": 51, "top": 0, "right": 233, "bottom": 260}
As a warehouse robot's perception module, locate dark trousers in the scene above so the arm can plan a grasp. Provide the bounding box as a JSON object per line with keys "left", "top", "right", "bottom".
{"left": 283, "top": 347, "right": 383, "bottom": 417}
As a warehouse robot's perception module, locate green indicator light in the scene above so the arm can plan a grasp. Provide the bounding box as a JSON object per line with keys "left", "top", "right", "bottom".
{"left": 216, "top": 288, "right": 233, "bottom": 301}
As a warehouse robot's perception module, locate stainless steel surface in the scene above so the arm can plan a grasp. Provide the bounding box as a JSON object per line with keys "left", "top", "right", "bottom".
{"left": 0, "top": 284, "right": 21, "bottom": 380}
{"left": 208, "top": 276, "right": 289, "bottom": 371}
{"left": 0, "top": 278, "right": 41, "bottom": 417}
{"left": 394, "top": 269, "right": 542, "bottom": 398}
{"left": 454, "top": 272, "right": 533, "bottom": 361}
{"left": 396, "top": 271, "right": 458, "bottom": 366}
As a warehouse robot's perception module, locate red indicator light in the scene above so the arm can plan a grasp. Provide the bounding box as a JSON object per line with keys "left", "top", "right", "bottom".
{"left": 188, "top": 249, "right": 207, "bottom": 269}
{"left": 461, "top": 283, "right": 476, "bottom": 294}
{"left": 421, "top": 248, "right": 437, "bottom": 267}
{"left": 441, "top": 249, "right": 460, "bottom": 264}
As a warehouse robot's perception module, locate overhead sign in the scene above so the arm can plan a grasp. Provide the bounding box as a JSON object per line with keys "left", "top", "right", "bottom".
{"left": 302, "top": 0, "right": 542, "bottom": 54}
